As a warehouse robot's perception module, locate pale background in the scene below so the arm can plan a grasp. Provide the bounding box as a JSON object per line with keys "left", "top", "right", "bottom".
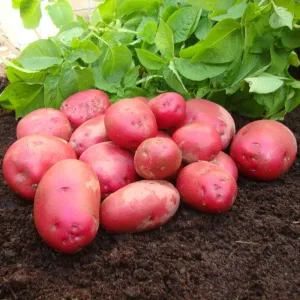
{"left": 0, "top": 0, "right": 100, "bottom": 59}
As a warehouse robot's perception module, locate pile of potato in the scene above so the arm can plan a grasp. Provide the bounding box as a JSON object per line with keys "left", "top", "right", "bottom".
{"left": 2, "top": 90, "right": 297, "bottom": 253}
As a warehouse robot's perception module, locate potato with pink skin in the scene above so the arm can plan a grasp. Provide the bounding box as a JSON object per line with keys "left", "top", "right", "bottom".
{"left": 134, "top": 137, "right": 182, "bottom": 180}
{"left": 176, "top": 161, "right": 238, "bottom": 214}
{"left": 104, "top": 98, "right": 158, "bottom": 151}
{"left": 80, "top": 141, "right": 138, "bottom": 198}
{"left": 131, "top": 96, "right": 149, "bottom": 105}
{"left": 172, "top": 122, "right": 222, "bottom": 163}
{"left": 2, "top": 135, "right": 77, "bottom": 200}
{"left": 172, "top": 99, "right": 236, "bottom": 149}
{"left": 69, "top": 115, "right": 110, "bottom": 157}
{"left": 211, "top": 151, "right": 238, "bottom": 181}
{"left": 100, "top": 180, "right": 180, "bottom": 233}
{"left": 16, "top": 108, "right": 73, "bottom": 141}
{"left": 60, "top": 89, "right": 110, "bottom": 129}
{"left": 230, "top": 120, "right": 297, "bottom": 181}
{"left": 34, "top": 159, "right": 101, "bottom": 254}
{"left": 156, "top": 131, "right": 172, "bottom": 139}
{"left": 148, "top": 92, "right": 186, "bottom": 129}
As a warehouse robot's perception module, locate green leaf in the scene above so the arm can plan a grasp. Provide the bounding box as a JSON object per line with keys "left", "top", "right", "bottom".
{"left": 102, "top": 45, "right": 132, "bottom": 83}
{"left": 46, "top": 0, "right": 74, "bottom": 28}
{"left": 245, "top": 73, "right": 285, "bottom": 94}
{"left": 285, "top": 89, "right": 300, "bottom": 113}
{"left": 59, "top": 63, "right": 95, "bottom": 99}
{"left": 155, "top": 19, "right": 174, "bottom": 59}
{"left": 0, "top": 82, "right": 43, "bottom": 118}
{"left": 68, "top": 39, "right": 102, "bottom": 64}
{"left": 281, "top": 28, "right": 300, "bottom": 49}
{"left": 6, "top": 66, "right": 47, "bottom": 84}
{"left": 136, "top": 49, "right": 166, "bottom": 70}
{"left": 195, "top": 17, "right": 212, "bottom": 40}
{"left": 138, "top": 20, "right": 158, "bottom": 44}
{"left": 269, "top": 0, "right": 293, "bottom": 30}
{"left": 123, "top": 87, "right": 149, "bottom": 98}
{"left": 44, "top": 74, "right": 64, "bottom": 109}
{"left": 123, "top": 66, "right": 140, "bottom": 88}
{"left": 58, "top": 22, "right": 86, "bottom": 46}
{"left": 163, "top": 61, "right": 189, "bottom": 96}
{"left": 289, "top": 52, "right": 300, "bottom": 68}
{"left": 98, "top": 0, "right": 117, "bottom": 22}
{"left": 12, "top": 0, "right": 22, "bottom": 9}
{"left": 191, "top": 19, "right": 241, "bottom": 63}
{"left": 175, "top": 58, "right": 229, "bottom": 81}
{"left": 166, "top": 7, "right": 201, "bottom": 43}
{"left": 19, "top": 0, "right": 42, "bottom": 29}
{"left": 117, "top": 0, "right": 152, "bottom": 18}
{"left": 268, "top": 45, "right": 289, "bottom": 75}
{"left": 162, "top": 6, "right": 178, "bottom": 21}
{"left": 92, "top": 65, "right": 118, "bottom": 93}
{"left": 184, "top": 0, "right": 236, "bottom": 11}
{"left": 196, "top": 79, "right": 210, "bottom": 98}
{"left": 18, "top": 39, "right": 63, "bottom": 71}
{"left": 209, "top": 1, "right": 248, "bottom": 21}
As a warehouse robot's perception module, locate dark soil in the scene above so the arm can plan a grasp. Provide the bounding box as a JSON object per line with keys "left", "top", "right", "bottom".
{"left": 0, "top": 93, "right": 300, "bottom": 300}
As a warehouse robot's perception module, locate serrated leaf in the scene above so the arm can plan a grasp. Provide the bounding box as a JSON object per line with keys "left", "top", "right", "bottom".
{"left": 68, "top": 39, "right": 102, "bottom": 64}
{"left": 166, "top": 7, "right": 201, "bottom": 43}
{"left": 245, "top": 73, "right": 285, "bottom": 94}
{"left": 175, "top": 58, "right": 229, "bottom": 81}
{"left": 136, "top": 49, "right": 166, "bottom": 70}
{"left": 59, "top": 63, "right": 95, "bottom": 99}
{"left": 46, "top": 0, "right": 74, "bottom": 28}
{"left": 163, "top": 61, "right": 189, "bottom": 96}
{"left": 18, "top": 39, "right": 63, "bottom": 71}
{"left": 155, "top": 19, "right": 174, "bottom": 59}
{"left": 44, "top": 74, "right": 64, "bottom": 109}
{"left": 101, "top": 45, "right": 132, "bottom": 83}
{"left": 19, "top": 0, "right": 42, "bottom": 29}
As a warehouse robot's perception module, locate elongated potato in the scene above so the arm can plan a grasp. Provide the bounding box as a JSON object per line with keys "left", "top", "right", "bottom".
{"left": 2, "top": 135, "right": 77, "bottom": 200}
{"left": 34, "top": 159, "right": 101, "bottom": 254}
{"left": 60, "top": 89, "right": 110, "bottom": 129}
{"left": 100, "top": 180, "right": 180, "bottom": 233}
{"left": 69, "top": 115, "right": 110, "bottom": 157}
{"left": 16, "top": 108, "right": 73, "bottom": 141}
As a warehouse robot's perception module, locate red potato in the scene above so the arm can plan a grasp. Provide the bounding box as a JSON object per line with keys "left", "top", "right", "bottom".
{"left": 100, "top": 180, "right": 180, "bottom": 233}
{"left": 34, "top": 159, "right": 101, "bottom": 254}
{"left": 69, "top": 115, "right": 110, "bottom": 157}
{"left": 230, "top": 120, "right": 297, "bottom": 181}
{"left": 176, "top": 161, "right": 238, "bottom": 214}
{"left": 172, "top": 99, "right": 236, "bottom": 149}
{"left": 156, "top": 130, "right": 172, "bottom": 139}
{"left": 79, "top": 141, "right": 138, "bottom": 198}
{"left": 148, "top": 92, "right": 186, "bottom": 129}
{"left": 211, "top": 151, "right": 238, "bottom": 181}
{"left": 172, "top": 122, "right": 222, "bottom": 163}
{"left": 60, "top": 89, "right": 110, "bottom": 129}
{"left": 104, "top": 98, "right": 158, "bottom": 151}
{"left": 134, "top": 137, "right": 182, "bottom": 180}
{"left": 2, "top": 135, "right": 77, "bottom": 200}
{"left": 16, "top": 108, "right": 73, "bottom": 141}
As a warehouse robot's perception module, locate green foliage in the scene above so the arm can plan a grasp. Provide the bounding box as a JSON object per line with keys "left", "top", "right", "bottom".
{"left": 2, "top": 0, "right": 300, "bottom": 119}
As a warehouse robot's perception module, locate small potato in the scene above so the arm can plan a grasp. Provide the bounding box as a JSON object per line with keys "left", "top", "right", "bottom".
{"left": 34, "top": 159, "right": 101, "bottom": 253}
{"left": 16, "top": 108, "right": 73, "bottom": 141}
{"left": 148, "top": 92, "right": 186, "bottom": 129}
{"left": 60, "top": 89, "right": 110, "bottom": 129}
{"left": 211, "top": 151, "right": 238, "bottom": 181}
{"left": 172, "top": 122, "right": 222, "bottom": 163}
{"left": 173, "top": 99, "right": 236, "bottom": 149}
{"left": 230, "top": 120, "right": 297, "bottom": 180}
{"left": 2, "top": 135, "right": 77, "bottom": 200}
{"left": 80, "top": 141, "right": 138, "bottom": 198}
{"left": 134, "top": 137, "right": 182, "bottom": 180}
{"left": 176, "top": 161, "right": 238, "bottom": 214}
{"left": 104, "top": 98, "right": 158, "bottom": 151}
{"left": 100, "top": 180, "right": 180, "bottom": 233}
{"left": 69, "top": 115, "right": 110, "bottom": 157}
